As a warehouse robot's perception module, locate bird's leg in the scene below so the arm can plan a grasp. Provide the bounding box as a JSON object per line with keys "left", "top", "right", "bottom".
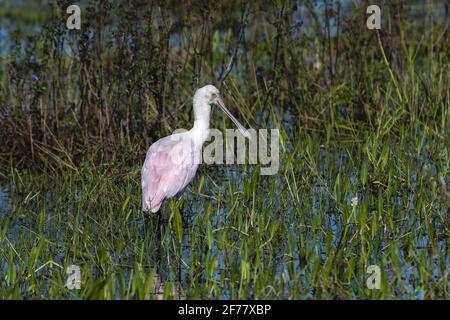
{"left": 160, "top": 202, "right": 170, "bottom": 226}
{"left": 154, "top": 212, "right": 165, "bottom": 298}
{"left": 176, "top": 197, "right": 185, "bottom": 300}
{"left": 168, "top": 198, "right": 185, "bottom": 300}
{"left": 140, "top": 210, "right": 150, "bottom": 239}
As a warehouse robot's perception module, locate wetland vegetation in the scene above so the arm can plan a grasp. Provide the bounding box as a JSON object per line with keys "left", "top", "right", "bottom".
{"left": 0, "top": 0, "right": 448, "bottom": 299}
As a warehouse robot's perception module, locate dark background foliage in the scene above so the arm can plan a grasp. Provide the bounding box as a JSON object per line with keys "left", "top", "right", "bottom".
{"left": 1, "top": 0, "right": 447, "bottom": 170}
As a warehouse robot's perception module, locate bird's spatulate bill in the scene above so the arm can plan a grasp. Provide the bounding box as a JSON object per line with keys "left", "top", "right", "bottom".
{"left": 217, "top": 98, "right": 251, "bottom": 139}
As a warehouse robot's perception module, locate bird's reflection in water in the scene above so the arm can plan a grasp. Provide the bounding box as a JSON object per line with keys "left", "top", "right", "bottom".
{"left": 152, "top": 273, "right": 185, "bottom": 300}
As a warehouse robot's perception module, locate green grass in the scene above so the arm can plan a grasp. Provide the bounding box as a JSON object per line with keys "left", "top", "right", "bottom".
{"left": 1, "top": 113, "right": 448, "bottom": 299}
{"left": 0, "top": 1, "right": 449, "bottom": 299}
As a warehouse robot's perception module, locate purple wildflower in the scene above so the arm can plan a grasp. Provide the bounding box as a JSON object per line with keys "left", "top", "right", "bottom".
{"left": 256, "top": 67, "right": 263, "bottom": 78}
{"left": 291, "top": 18, "right": 303, "bottom": 28}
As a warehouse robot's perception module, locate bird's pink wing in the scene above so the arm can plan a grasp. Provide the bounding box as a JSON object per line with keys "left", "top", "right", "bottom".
{"left": 141, "top": 135, "right": 199, "bottom": 213}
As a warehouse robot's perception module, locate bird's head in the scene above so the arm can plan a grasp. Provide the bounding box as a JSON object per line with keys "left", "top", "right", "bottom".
{"left": 196, "top": 84, "right": 221, "bottom": 105}
{"left": 194, "top": 84, "right": 251, "bottom": 139}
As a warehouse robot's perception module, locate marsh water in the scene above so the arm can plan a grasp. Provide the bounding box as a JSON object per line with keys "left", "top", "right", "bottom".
{"left": 0, "top": 0, "right": 449, "bottom": 299}
{"left": 0, "top": 142, "right": 448, "bottom": 298}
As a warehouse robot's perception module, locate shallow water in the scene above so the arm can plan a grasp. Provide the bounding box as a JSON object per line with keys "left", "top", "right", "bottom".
{"left": 0, "top": 187, "right": 11, "bottom": 217}
{"left": 1, "top": 143, "right": 447, "bottom": 299}
{"left": 0, "top": 0, "right": 449, "bottom": 300}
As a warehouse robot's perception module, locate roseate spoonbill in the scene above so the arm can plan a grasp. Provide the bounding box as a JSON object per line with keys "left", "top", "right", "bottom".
{"left": 141, "top": 85, "right": 251, "bottom": 213}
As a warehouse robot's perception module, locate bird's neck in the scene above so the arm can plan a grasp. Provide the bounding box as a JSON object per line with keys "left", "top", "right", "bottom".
{"left": 191, "top": 118, "right": 210, "bottom": 146}
{"left": 190, "top": 98, "right": 211, "bottom": 146}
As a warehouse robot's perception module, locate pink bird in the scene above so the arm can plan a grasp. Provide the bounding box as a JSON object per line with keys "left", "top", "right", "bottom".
{"left": 141, "top": 85, "right": 251, "bottom": 213}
